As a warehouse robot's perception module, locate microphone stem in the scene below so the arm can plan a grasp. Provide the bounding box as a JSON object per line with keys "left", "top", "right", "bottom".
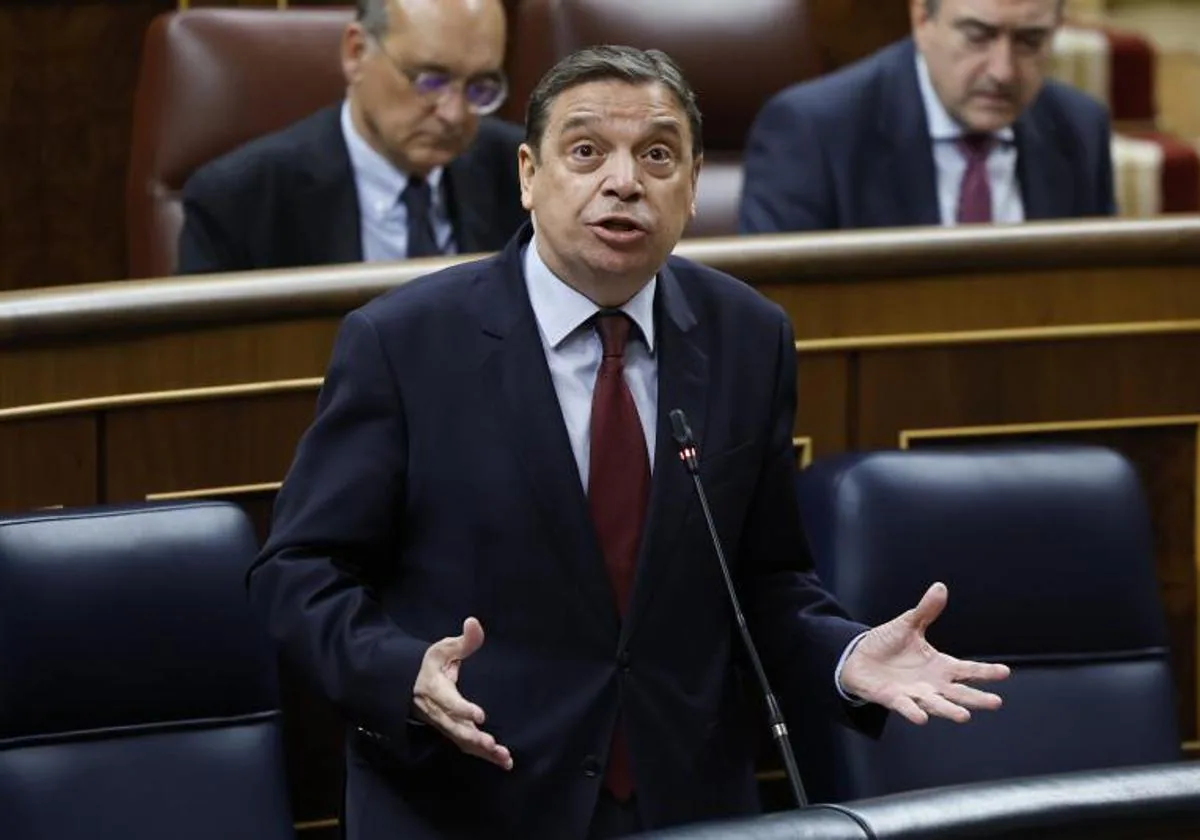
{"left": 689, "top": 473, "right": 810, "bottom": 810}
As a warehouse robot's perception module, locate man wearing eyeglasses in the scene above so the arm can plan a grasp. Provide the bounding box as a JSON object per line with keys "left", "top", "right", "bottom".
{"left": 176, "top": 0, "right": 526, "bottom": 275}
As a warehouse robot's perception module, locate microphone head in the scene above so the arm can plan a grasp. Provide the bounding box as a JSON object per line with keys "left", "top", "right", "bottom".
{"left": 669, "top": 409, "right": 694, "bottom": 448}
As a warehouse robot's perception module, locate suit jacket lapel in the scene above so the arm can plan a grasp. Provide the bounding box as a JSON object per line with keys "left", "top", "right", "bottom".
{"left": 296, "top": 105, "right": 362, "bottom": 265}
{"left": 873, "top": 40, "right": 941, "bottom": 228}
{"left": 622, "top": 264, "right": 709, "bottom": 644}
{"left": 474, "top": 227, "right": 618, "bottom": 636}
{"left": 1016, "top": 106, "right": 1072, "bottom": 220}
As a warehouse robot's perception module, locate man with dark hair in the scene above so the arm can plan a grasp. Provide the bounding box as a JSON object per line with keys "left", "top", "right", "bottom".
{"left": 250, "top": 44, "right": 1009, "bottom": 840}
{"left": 176, "top": 0, "right": 526, "bottom": 274}
{"left": 739, "top": 0, "right": 1113, "bottom": 233}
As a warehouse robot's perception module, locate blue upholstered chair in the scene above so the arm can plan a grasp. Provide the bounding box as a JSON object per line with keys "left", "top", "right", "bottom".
{"left": 0, "top": 501, "right": 295, "bottom": 840}
{"left": 792, "top": 444, "right": 1181, "bottom": 802}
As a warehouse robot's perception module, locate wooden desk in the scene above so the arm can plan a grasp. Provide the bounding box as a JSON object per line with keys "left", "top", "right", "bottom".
{"left": 2, "top": 216, "right": 1197, "bottom": 834}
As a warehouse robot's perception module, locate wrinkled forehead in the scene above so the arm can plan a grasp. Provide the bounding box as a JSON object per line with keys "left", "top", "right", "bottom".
{"left": 546, "top": 80, "right": 692, "bottom": 147}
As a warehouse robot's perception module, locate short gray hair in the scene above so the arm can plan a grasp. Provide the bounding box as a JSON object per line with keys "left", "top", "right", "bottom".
{"left": 356, "top": 0, "right": 389, "bottom": 37}
{"left": 525, "top": 45, "right": 704, "bottom": 161}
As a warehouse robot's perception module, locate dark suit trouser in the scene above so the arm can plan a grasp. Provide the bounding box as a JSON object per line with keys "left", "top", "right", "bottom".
{"left": 587, "top": 791, "right": 643, "bottom": 839}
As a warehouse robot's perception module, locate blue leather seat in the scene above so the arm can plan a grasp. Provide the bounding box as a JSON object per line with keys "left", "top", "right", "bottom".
{"left": 0, "top": 501, "right": 295, "bottom": 840}
{"left": 792, "top": 444, "right": 1181, "bottom": 802}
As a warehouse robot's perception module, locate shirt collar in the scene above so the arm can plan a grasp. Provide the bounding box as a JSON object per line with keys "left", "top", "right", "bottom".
{"left": 340, "top": 99, "right": 445, "bottom": 210}
{"left": 915, "top": 53, "right": 1014, "bottom": 143}
{"left": 523, "top": 234, "right": 657, "bottom": 353}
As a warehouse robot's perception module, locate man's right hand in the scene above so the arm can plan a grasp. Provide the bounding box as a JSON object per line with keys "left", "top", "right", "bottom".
{"left": 412, "top": 616, "right": 513, "bottom": 770}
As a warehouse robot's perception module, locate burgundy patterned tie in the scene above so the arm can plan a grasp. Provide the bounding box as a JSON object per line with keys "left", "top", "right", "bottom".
{"left": 956, "top": 134, "right": 994, "bottom": 224}
{"left": 588, "top": 311, "right": 649, "bottom": 801}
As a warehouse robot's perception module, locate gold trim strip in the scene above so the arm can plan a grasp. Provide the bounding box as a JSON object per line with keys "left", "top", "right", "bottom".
{"left": 900, "top": 414, "right": 1200, "bottom": 448}
{"left": 795, "top": 319, "right": 1200, "bottom": 354}
{"left": 0, "top": 378, "right": 323, "bottom": 422}
{"left": 295, "top": 817, "right": 339, "bottom": 831}
{"left": 792, "top": 435, "right": 813, "bottom": 468}
{"left": 146, "top": 481, "right": 282, "bottom": 502}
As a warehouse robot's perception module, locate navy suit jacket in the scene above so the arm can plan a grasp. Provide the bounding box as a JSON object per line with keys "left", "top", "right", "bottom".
{"left": 177, "top": 104, "right": 527, "bottom": 274}
{"left": 739, "top": 39, "right": 1116, "bottom": 233}
{"left": 249, "top": 224, "right": 884, "bottom": 839}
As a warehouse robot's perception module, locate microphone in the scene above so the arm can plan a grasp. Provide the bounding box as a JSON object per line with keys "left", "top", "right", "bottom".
{"left": 668, "top": 409, "right": 809, "bottom": 810}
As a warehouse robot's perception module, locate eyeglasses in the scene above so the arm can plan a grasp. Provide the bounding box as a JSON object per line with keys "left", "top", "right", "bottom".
{"left": 369, "top": 35, "right": 508, "bottom": 116}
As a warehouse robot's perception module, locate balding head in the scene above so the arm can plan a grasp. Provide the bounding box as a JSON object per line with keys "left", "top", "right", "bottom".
{"left": 344, "top": 0, "right": 508, "bottom": 174}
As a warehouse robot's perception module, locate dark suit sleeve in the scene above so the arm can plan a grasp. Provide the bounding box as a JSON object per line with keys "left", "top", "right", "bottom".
{"left": 248, "top": 309, "right": 431, "bottom": 757}
{"left": 738, "top": 310, "right": 886, "bottom": 733}
{"left": 177, "top": 170, "right": 253, "bottom": 274}
{"left": 739, "top": 95, "right": 837, "bottom": 233}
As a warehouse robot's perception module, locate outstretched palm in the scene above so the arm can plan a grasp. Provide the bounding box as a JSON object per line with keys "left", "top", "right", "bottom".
{"left": 840, "top": 582, "right": 1011, "bottom": 725}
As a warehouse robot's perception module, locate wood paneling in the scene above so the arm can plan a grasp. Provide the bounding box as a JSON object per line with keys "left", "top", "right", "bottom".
{"left": 0, "top": 0, "right": 172, "bottom": 292}
{"left": 102, "top": 390, "right": 319, "bottom": 500}
{"left": 0, "top": 321, "right": 335, "bottom": 408}
{"left": 853, "top": 335, "right": 1200, "bottom": 446}
{"left": 0, "top": 416, "right": 97, "bottom": 512}
{"left": 795, "top": 354, "right": 852, "bottom": 456}
{"left": 810, "top": 0, "right": 911, "bottom": 72}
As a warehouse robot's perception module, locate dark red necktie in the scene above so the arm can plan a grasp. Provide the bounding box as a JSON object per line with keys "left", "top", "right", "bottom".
{"left": 588, "top": 311, "right": 649, "bottom": 801}
{"left": 956, "top": 133, "right": 994, "bottom": 224}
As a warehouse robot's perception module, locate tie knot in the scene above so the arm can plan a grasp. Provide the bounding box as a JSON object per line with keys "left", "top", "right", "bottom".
{"left": 956, "top": 133, "right": 994, "bottom": 162}
{"left": 594, "top": 311, "right": 633, "bottom": 359}
{"left": 402, "top": 175, "right": 433, "bottom": 212}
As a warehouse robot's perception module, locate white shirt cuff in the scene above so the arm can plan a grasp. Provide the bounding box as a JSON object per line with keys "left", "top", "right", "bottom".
{"left": 834, "top": 630, "right": 870, "bottom": 706}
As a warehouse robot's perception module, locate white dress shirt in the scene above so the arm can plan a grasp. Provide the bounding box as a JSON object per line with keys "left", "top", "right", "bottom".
{"left": 522, "top": 236, "right": 863, "bottom": 700}
{"left": 523, "top": 236, "right": 657, "bottom": 488}
{"left": 915, "top": 55, "right": 1025, "bottom": 225}
{"left": 340, "top": 100, "right": 457, "bottom": 262}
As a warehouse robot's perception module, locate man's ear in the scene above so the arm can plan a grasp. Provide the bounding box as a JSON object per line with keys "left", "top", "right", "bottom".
{"left": 689, "top": 154, "right": 703, "bottom": 217}
{"left": 518, "top": 143, "right": 538, "bottom": 212}
{"left": 342, "top": 23, "right": 369, "bottom": 85}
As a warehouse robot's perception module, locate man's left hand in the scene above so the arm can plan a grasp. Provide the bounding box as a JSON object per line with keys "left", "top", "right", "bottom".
{"left": 839, "top": 582, "right": 1011, "bottom": 724}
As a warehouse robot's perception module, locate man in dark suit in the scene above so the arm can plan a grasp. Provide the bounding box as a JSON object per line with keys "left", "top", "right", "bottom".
{"left": 177, "top": 0, "right": 527, "bottom": 274}
{"left": 249, "top": 45, "right": 1010, "bottom": 839}
{"left": 739, "top": 0, "right": 1115, "bottom": 233}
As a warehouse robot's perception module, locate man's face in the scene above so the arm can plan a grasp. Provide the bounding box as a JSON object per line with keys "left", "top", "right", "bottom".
{"left": 342, "top": 0, "right": 506, "bottom": 174}
{"left": 913, "top": 0, "right": 1061, "bottom": 133}
{"left": 518, "top": 79, "right": 700, "bottom": 304}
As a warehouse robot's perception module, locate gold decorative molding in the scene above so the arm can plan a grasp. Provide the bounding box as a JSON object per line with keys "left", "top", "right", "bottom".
{"left": 792, "top": 436, "right": 813, "bottom": 468}
{"left": 295, "top": 817, "right": 338, "bottom": 832}
{"left": 900, "top": 414, "right": 1200, "bottom": 448}
{"left": 900, "top": 414, "right": 1200, "bottom": 737}
{"left": 795, "top": 319, "right": 1200, "bottom": 354}
{"left": 146, "top": 481, "right": 282, "bottom": 502}
{"left": 0, "top": 378, "right": 323, "bottom": 422}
